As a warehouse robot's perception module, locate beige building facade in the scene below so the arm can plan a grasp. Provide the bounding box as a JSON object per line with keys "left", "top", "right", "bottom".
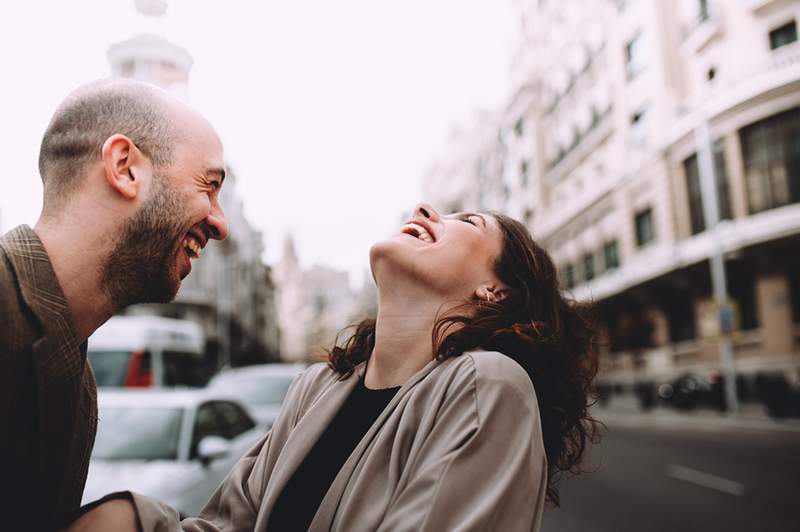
{"left": 425, "top": 0, "right": 800, "bottom": 398}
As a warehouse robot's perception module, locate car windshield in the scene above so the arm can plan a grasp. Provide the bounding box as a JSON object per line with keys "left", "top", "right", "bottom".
{"left": 92, "top": 406, "right": 183, "bottom": 461}
{"left": 88, "top": 351, "right": 132, "bottom": 386}
{"left": 210, "top": 375, "right": 293, "bottom": 406}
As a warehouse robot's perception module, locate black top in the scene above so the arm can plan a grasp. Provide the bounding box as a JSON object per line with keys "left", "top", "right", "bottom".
{"left": 266, "top": 374, "right": 401, "bottom": 531}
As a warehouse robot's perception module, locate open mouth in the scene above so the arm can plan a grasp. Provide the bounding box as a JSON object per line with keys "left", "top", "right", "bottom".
{"left": 400, "top": 222, "right": 435, "bottom": 243}
{"left": 181, "top": 234, "right": 203, "bottom": 260}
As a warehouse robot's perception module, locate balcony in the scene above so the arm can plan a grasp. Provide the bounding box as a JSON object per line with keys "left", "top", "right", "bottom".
{"left": 682, "top": 5, "right": 724, "bottom": 54}
{"left": 740, "top": 0, "right": 789, "bottom": 16}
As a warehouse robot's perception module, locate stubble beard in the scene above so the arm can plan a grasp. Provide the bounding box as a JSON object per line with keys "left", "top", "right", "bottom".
{"left": 102, "top": 177, "right": 190, "bottom": 311}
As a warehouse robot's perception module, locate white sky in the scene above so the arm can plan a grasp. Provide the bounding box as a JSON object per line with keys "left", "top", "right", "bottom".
{"left": 0, "top": 0, "right": 517, "bottom": 282}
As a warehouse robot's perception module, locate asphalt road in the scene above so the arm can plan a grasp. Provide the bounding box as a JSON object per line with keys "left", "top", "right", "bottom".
{"left": 541, "top": 414, "right": 800, "bottom": 532}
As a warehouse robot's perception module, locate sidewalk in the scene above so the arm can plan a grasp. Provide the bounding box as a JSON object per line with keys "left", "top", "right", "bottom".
{"left": 592, "top": 394, "right": 800, "bottom": 433}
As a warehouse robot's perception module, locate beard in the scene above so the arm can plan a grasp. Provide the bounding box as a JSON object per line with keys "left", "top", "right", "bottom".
{"left": 102, "top": 176, "right": 190, "bottom": 310}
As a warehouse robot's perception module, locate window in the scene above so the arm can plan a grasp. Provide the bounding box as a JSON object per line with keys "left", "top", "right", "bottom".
{"left": 698, "top": 0, "right": 710, "bottom": 22}
{"left": 683, "top": 140, "right": 733, "bottom": 234}
{"left": 739, "top": 107, "right": 800, "bottom": 214}
{"left": 520, "top": 160, "right": 529, "bottom": 186}
{"left": 603, "top": 241, "right": 620, "bottom": 270}
{"left": 769, "top": 20, "right": 798, "bottom": 50}
{"left": 190, "top": 401, "right": 255, "bottom": 459}
{"left": 563, "top": 264, "right": 576, "bottom": 289}
{"left": 213, "top": 401, "right": 256, "bottom": 439}
{"left": 514, "top": 118, "right": 524, "bottom": 136}
{"left": 634, "top": 207, "right": 655, "bottom": 247}
{"left": 582, "top": 253, "right": 596, "bottom": 282}
{"left": 789, "top": 267, "right": 800, "bottom": 324}
{"left": 163, "top": 350, "right": 209, "bottom": 387}
{"left": 625, "top": 32, "right": 646, "bottom": 79}
{"left": 630, "top": 105, "right": 649, "bottom": 141}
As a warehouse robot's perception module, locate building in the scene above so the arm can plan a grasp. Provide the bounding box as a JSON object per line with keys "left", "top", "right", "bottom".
{"left": 425, "top": 0, "right": 800, "bottom": 398}
{"left": 110, "top": 0, "right": 280, "bottom": 367}
{"left": 274, "top": 235, "right": 367, "bottom": 362}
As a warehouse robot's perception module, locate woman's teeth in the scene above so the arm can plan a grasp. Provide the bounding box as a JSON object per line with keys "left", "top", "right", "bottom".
{"left": 183, "top": 237, "right": 201, "bottom": 259}
{"left": 401, "top": 223, "right": 434, "bottom": 242}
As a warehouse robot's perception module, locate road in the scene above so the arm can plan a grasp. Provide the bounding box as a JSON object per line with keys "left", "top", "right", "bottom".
{"left": 541, "top": 413, "right": 800, "bottom": 532}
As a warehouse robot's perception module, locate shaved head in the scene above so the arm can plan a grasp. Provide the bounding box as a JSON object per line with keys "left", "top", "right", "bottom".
{"left": 38, "top": 78, "right": 182, "bottom": 212}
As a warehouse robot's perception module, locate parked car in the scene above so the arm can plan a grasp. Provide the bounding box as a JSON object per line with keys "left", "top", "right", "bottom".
{"left": 206, "top": 363, "right": 305, "bottom": 429}
{"left": 88, "top": 315, "right": 208, "bottom": 388}
{"left": 657, "top": 373, "right": 712, "bottom": 410}
{"left": 83, "top": 389, "right": 263, "bottom": 517}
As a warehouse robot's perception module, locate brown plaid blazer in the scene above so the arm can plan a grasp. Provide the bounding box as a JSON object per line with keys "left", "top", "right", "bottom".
{"left": 0, "top": 225, "right": 98, "bottom": 531}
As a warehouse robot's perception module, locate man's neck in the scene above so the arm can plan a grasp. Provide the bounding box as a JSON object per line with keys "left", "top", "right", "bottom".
{"left": 365, "top": 285, "right": 450, "bottom": 389}
{"left": 34, "top": 217, "right": 115, "bottom": 342}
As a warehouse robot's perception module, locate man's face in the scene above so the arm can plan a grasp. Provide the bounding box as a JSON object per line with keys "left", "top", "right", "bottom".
{"left": 102, "top": 116, "right": 228, "bottom": 308}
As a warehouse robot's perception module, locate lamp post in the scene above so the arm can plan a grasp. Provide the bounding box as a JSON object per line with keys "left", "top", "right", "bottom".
{"left": 693, "top": 117, "right": 739, "bottom": 415}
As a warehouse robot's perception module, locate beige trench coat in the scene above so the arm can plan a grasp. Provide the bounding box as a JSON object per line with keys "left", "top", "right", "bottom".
{"left": 132, "top": 350, "right": 548, "bottom": 531}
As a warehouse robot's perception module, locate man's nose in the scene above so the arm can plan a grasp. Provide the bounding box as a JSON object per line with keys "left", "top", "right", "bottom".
{"left": 207, "top": 204, "right": 229, "bottom": 241}
{"left": 414, "top": 202, "right": 440, "bottom": 222}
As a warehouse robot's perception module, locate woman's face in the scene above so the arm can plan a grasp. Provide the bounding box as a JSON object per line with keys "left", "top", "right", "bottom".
{"left": 370, "top": 203, "right": 506, "bottom": 302}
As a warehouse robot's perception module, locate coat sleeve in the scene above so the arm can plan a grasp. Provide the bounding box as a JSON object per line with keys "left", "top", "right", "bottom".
{"left": 377, "top": 355, "right": 548, "bottom": 532}
{"left": 129, "top": 368, "right": 314, "bottom": 532}
{"left": 130, "top": 432, "right": 270, "bottom": 532}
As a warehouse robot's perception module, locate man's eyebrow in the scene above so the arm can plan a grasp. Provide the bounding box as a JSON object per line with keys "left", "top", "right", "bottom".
{"left": 207, "top": 167, "right": 226, "bottom": 183}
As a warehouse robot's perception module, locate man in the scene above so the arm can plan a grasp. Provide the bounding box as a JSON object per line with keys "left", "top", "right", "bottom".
{"left": 0, "top": 78, "right": 228, "bottom": 530}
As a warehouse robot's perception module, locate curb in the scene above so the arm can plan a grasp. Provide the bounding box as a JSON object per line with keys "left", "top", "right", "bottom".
{"left": 593, "top": 408, "right": 800, "bottom": 434}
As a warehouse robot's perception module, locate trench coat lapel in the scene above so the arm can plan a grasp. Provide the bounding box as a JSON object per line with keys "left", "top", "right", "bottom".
{"left": 308, "top": 356, "right": 444, "bottom": 532}
{"left": 256, "top": 366, "right": 362, "bottom": 526}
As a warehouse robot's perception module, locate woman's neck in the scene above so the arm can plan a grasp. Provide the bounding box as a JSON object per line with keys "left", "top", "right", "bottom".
{"left": 365, "top": 287, "right": 447, "bottom": 389}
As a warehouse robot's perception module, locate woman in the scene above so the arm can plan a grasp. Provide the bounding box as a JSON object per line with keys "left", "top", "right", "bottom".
{"left": 68, "top": 203, "right": 600, "bottom": 532}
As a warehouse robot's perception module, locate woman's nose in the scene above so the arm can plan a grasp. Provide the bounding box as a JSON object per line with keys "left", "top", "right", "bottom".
{"left": 414, "top": 202, "right": 440, "bottom": 222}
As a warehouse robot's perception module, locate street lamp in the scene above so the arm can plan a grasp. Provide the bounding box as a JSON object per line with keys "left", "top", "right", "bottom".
{"left": 693, "top": 117, "right": 739, "bottom": 415}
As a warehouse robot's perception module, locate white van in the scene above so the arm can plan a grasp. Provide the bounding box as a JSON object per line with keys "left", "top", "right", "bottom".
{"left": 88, "top": 315, "right": 207, "bottom": 388}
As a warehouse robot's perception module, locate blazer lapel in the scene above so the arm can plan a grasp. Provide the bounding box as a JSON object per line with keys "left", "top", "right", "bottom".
{"left": 308, "top": 357, "right": 444, "bottom": 532}
{"left": 0, "top": 225, "right": 87, "bottom": 515}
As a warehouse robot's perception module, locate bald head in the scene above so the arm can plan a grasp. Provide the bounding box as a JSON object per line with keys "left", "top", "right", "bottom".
{"left": 38, "top": 78, "right": 187, "bottom": 212}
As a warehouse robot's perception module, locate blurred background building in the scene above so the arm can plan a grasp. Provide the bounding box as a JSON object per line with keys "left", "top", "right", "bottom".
{"left": 274, "top": 235, "right": 373, "bottom": 362}
{"left": 425, "top": 0, "right": 800, "bottom": 405}
{"left": 111, "top": 0, "right": 281, "bottom": 368}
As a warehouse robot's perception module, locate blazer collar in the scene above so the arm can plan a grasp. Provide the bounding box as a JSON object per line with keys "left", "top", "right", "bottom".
{"left": 0, "top": 225, "right": 83, "bottom": 383}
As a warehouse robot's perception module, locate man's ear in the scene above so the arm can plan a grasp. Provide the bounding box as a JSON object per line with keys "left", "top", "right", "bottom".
{"left": 474, "top": 284, "right": 509, "bottom": 303}
{"left": 101, "top": 134, "right": 150, "bottom": 200}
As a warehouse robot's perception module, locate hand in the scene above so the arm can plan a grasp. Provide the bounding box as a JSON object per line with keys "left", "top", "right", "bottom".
{"left": 62, "top": 499, "right": 138, "bottom": 532}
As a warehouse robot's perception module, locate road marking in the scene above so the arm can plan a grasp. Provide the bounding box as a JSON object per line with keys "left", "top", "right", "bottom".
{"left": 666, "top": 465, "right": 746, "bottom": 496}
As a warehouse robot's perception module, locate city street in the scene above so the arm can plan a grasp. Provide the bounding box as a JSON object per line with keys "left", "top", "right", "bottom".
{"left": 542, "top": 411, "right": 800, "bottom": 532}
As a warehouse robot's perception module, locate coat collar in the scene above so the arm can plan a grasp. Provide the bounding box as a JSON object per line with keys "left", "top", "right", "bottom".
{"left": 256, "top": 356, "right": 447, "bottom": 531}
{"left": 0, "top": 224, "right": 83, "bottom": 384}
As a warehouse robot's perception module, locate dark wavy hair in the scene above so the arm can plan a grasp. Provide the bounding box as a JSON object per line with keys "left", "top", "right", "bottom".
{"left": 327, "top": 213, "right": 601, "bottom": 506}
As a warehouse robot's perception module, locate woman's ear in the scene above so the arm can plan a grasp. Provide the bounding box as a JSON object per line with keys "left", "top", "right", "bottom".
{"left": 101, "top": 134, "right": 150, "bottom": 200}
{"left": 475, "top": 284, "right": 509, "bottom": 303}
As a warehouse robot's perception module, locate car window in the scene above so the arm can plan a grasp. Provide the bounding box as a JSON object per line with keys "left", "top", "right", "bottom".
{"left": 88, "top": 351, "right": 134, "bottom": 386}
{"left": 163, "top": 350, "right": 209, "bottom": 387}
{"left": 190, "top": 401, "right": 255, "bottom": 459}
{"left": 214, "top": 401, "right": 256, "bottom": 439}
{"left": 209, "top": 375, "right": 294, "bottom": 406}
{"left": 190, "top": 402, "right": 223, "bottom": 459}
{"left": 92, "top": 406, "right": 183, "bottom": 460}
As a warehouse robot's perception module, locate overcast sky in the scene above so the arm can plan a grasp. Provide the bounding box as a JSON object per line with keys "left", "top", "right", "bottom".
{"left": 0, "top": 0, "right": 517, "bottom": 283}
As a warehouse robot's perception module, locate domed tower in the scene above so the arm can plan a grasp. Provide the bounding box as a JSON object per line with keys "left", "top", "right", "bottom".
{"left": 106, "top": 0, "right": 193, "bottom": 99}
